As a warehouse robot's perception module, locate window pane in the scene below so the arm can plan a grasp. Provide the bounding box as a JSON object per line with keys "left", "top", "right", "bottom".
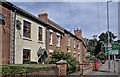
{"left": 38, "top": 27, "right": 42, "bottom": 41}
{"left": 68, "top": 36, "right": 70, "bottom": 46}
{"left": 23, "top": 21, "right": 31, "bottom": 38}
{"left": 57, "top": 35, "right": 60, "bottom": 46}
{"left": 74, "top": 39, "right": 75, "bottom": 48}
{"left": 23, "top": 49, "right": 30, "bottom": 64}
{"left": 50, "top": 32, "right": 52, "bottom": 44}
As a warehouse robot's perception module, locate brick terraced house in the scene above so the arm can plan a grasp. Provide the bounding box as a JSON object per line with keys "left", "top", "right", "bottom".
{"left": 0, "top": 1, "right": 11, "bottom": 65}
{"left": 0, "top": 0, "right": 87, "bottom": 65}
{"left": 38, "top": 11, "right": 87, "bottom": 63}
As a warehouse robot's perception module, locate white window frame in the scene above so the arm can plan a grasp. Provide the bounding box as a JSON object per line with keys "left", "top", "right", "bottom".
{"left": 49, "top": 29, "right": 53, "bottom": 45}
{"left": 74, "top": 52, "right": 76, "bottom": 57}
{"left": 49, "top": 49, "right": 53, "bottom": 57}
{"left": 78, "top": 53, "right": 80, "bottom": 62}
{"left": 74, "top": 39, "right": 75, "bottom": 48}
{"left": 68, "top": 35, "right": 70, "bottom": 46}
{"left": 78, "top": 41, "right": 80, "bottom": 49}
{"left": 56, "top": 34, "right": 60, "bottom": 47}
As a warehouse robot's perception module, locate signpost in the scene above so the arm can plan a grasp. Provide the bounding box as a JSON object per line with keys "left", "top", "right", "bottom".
{"left": 105, "top": 43, "right": 119, "bottom": 73}
{"left": 105, "top": 43, "right": 119, "bottom": 55}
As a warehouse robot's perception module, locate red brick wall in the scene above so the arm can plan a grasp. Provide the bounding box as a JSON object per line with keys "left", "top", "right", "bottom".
{"left": 38, "top": 12, "right": 86, "bottom": 63}
{"left": 0, "top": 5, "right": 11, "bottom": 65}
{"left": 46, "top": 28, "right": 84, "bottom": 62}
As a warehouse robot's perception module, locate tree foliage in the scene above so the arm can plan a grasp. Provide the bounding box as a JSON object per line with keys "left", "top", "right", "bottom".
{"left": 96, "top": 52, "right": 107, "bottom": 60}
{"left": 44, "top": 50, "right": 77, "bottom": 74}
{"left": 99, "top": 31, "right": 117, "bottom": 43}
{"left": 87, "top": 39, "right": 98, "bottom": 55}
{"left": 87, "top": 31, "right": 117, "bottom": 57}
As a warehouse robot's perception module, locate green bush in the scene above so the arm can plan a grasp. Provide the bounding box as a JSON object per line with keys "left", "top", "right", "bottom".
{"left": 1, "top": 65, "right": 51, "bottom": 75}
{"left": 86, "top": 55, "right": 96, "bottom": 61}
{"left": 96, "top": 52, "right": 107, "bottom": 60}
{"left": 44, "top": 50, "right": 77, "bottom": 74}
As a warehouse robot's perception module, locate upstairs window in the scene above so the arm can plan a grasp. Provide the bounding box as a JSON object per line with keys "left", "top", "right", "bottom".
{"left": 38, "top": 27, "right": 42, "bottom": 41}
{"left": 23, "top": 20, "right": 31, "bottom": 38}
{"left": 78, "top": 41, "right": 80, "bottom": 49}
{"left": 0, "top": 13, "right": 5, "bottom": 25}
{"left": 74, "top": 39, "right": 75, "bottom": 48}
{"left": 74, "top": 53, "right": 76, "bottom": 57}
{"left": 68, "top": 36, "right": 70, "bottom": 46}
{"left": 56, "top": 35, "right": 60, "bottom": 47}
{"left": 49, "top": 32, "right": 53, "bottom": 44}
{"left": 78, "top": 54, "right": 80, "bottom": 62}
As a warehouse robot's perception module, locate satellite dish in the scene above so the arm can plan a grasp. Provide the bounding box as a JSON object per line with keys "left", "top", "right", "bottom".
{"left": 0, "top": 13, "right": 5, "bottom": 19}
{"left": 16, "top": 20, "right": 21, "bottom": 30}
{"left": 0, "top": 13, "right": 5, "bottom": 25}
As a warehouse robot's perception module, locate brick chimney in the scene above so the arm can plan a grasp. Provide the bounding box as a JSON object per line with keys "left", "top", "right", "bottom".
{"left": 38, "top": 10, "right": 48, "bottom": 21}
{"left": 74, "top": 28, "right": 82, "bottom": 39}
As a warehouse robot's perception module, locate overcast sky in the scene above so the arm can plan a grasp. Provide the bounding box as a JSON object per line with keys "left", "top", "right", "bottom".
{"left": 11, "top": 1, "right": 118, "bottom": 40}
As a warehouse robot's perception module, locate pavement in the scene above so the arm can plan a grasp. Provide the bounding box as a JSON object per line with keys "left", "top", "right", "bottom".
{"left": 86, "top": 60, "right": 119, "bottom": 76}
{"left": 69, "top": 60, "right": 120, "bottom": 77}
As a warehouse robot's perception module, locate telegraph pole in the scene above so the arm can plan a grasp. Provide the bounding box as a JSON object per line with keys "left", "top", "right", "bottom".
{"left": 107, "top": 0, "right": 112, "bottom": 72}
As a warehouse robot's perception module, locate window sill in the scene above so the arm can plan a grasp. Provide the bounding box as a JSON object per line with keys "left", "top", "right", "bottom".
{"left": 56, "top": 45, "right": 61, "bottom": 48}
{"left": 49, "top": 43, "right": 53, "bottom": 46}
{"left": 22, "top": 37, "right": 32, "bottom": 41}
{"left": 68, "top": 51, "right": 71, "bottom": 52}
{"left": 67, "top": 45, "right": 70, "bottom": 47}
{"left": 38, "top": 41, "right": 43, "bottom": 44}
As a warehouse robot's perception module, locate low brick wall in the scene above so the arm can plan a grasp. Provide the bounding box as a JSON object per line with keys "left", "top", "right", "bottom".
{"left": 1, "top": 64, "right": 58, "bottom": 77}
{"left": 82, "top": 62, "right": 102, "bottom": 75}
{"left": 76, "top": 64, "right": 80, "bottom": 71}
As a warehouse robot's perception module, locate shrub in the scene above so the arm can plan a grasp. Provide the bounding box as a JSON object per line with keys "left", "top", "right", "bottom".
{"left": 96, "top": 52, "right": 107, "bottom": 60}
{"left": 1, "top": 65, "right": 51, "bottom": 75}
{"left": 86, "top": 55, "right": 96, "bottom": 61}
{"left": 44, "top": 50, "right": 77, "bottom": 74}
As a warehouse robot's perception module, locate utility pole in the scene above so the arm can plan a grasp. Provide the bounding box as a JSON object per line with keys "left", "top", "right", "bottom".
{"left": 107, "top": 0, "right": 112, "bottom": 72}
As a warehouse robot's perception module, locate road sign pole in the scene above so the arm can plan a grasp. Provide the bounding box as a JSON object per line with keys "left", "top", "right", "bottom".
{"left": 114, "top": 55, "right": 116, "bottom": 73}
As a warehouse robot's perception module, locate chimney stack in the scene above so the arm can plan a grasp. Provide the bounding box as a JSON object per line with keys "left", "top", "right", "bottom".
{"left": 38, "top": 10, "right": 48, "bottom": 21}
{"left": 74, "top": 28, "right": 82, "bottom": 39}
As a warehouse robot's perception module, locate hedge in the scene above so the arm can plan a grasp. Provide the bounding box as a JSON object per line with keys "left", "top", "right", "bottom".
{"left": 0, "top": 65, "right": 51, "bottom": 75}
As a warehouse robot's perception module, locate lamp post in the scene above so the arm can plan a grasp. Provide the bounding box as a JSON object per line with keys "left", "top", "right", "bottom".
{"left": 107, "top": 0, "right": 112, "bottom": 72}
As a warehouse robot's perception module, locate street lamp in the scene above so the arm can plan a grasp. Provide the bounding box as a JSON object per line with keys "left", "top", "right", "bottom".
{"left": 107, "top": 0, "right": 112, "bottom": 72}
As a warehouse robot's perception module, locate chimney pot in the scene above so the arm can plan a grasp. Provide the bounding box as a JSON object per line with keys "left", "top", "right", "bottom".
{"left": 38, "top": 10, "right": 48, "bottom": 21}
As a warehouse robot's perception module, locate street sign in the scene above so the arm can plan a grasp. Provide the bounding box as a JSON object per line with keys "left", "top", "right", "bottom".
{"left": 105, "top": 43, "right": 119, "bottom": 55}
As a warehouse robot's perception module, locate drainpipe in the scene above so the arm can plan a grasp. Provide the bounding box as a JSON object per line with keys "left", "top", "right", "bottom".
{"left": 13, "top": 9, "right": 16, "bottom": 64}
{"left": 45, "top": 27, "right": 47, "bottom": 54}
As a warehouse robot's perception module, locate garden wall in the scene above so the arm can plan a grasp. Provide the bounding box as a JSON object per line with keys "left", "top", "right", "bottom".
{"left": 1, "top": 64, "right": 58, "bottom": 77}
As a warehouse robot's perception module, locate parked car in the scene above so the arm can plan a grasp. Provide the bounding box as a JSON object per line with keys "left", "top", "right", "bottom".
{"left": 100, "top": 60, "right": 105, "bottom": 64}
{"left": 116, "top": 58, "right": 120, "bottom": 61}
{"left": 92, "top": 59, "right": 100, "bottom": 62}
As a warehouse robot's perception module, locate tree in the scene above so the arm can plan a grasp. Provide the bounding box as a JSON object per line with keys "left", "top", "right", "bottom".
{"left": 44, "top": 50, "right": 77, "bottom": 74}
{"left": 94, "top": 31, "right": 117, "bottom": 56}
{"left": 96, "top": 52, "right": 107, "bottom": 60}
{"left": 99, "top": 31, "right": 117, "bottom": 43}
{"left": 94, "top": 41, "right": 102, "bottom": 56}
{"left": 93, "top": 35, "right": 98, "bottom": 39}
{"left": 87, "top": 39, "right": 98, "bottom": 55}
{"left": 87, "top": 31, "right": 117, "bottom": 56}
